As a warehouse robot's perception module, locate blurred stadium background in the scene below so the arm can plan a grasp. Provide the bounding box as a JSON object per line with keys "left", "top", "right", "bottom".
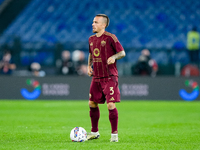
{"left": 1, "top": 2, "right": 200, "bottom": 148}
{"left": 0, "top": 0, "right": 199, "bottom": 77}
{"left": 1, "top": 2, "right": 200, "bottom": 149}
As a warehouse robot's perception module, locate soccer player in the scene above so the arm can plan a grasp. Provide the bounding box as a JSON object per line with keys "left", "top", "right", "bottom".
{"left": 87, "top": 14, "right": 126, "bottom": 142}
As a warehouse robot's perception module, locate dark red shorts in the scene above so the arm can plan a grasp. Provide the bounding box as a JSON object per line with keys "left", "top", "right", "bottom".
{"left": 89, "top": 77, "right": 120, "bottom": 104}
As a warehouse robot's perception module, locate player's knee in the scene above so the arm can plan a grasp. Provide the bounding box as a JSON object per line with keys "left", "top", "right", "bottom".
{"left": 89, "top": 101, "right": 98, "bottom": 108}
{"left": 107, "top": 102, "right": 116, "bottom": 110}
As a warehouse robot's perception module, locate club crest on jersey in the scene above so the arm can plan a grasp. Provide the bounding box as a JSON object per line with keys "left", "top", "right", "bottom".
{"left": 90, "top": 42, "right": 93, "bottom": 46}
{"left": 101, "top": 40, "right": 106, "bottom": 47}
{"left": 93, "top": 48, "right": 100, "bottom": 57}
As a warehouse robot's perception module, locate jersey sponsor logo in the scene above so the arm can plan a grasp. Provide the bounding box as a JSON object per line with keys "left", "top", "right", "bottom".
{"left": 21, "top": 79, "right": 41, "bottom": 100}
{"left": 93, "top": 58, "right": 102, "bottom": 62}
{"left": 101, "top": 40, "right": 106, "bottom": 46}
{"left": 93, "top": 48, "right": 100, "bottom": 57}
{"left": 179, "top": 80, "right": 199, "bottom": 101}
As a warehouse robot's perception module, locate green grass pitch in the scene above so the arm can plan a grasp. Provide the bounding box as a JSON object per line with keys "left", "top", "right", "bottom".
{"left": 0, "top": 100, "right": 200, "bottom": 150}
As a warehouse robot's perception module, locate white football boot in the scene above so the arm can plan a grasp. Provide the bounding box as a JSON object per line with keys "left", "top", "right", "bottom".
{"left": 86, "top": 131, "right": 100, "bottom": 140}
{"left": 110, "top": 133, "right": 118, "bottom": 142}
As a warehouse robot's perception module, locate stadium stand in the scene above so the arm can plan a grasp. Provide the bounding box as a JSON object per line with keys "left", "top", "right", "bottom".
{"left": 0, "top": 0, "right": 5, "bottom": 5}
{"left": 1, "top": 0, "right": 200, "bottom": 48}
{"left": 0, "top": 0, "right": 199, "bottom": 73}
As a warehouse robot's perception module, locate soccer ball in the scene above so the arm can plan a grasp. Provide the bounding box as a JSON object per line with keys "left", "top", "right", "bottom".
{"left": 70, "top": 127, "right": 87, "bottom": 142}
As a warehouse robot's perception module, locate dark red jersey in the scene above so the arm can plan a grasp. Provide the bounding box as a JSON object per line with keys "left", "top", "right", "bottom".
{"left": 89, "top": 31, "right": 124, "bottom": 81}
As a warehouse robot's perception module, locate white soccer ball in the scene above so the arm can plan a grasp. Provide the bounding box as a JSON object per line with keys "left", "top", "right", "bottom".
{"left": 70, "top": 127, "right": 87, "bottom": 142}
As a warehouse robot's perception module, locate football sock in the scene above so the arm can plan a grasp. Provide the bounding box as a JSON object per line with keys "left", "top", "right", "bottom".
{"left": 109, "top": 108, "right": 118, "bottom": 133}
{"left": 90, "top": 107, "right": 100, "bottom": 132}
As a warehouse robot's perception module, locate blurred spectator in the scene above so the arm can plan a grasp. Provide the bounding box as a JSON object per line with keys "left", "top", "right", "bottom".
{"left": 181, "top": 64, "right": 199, "bottom": 77}
{"left": 132, "top": 49, "right": 158, "bottom": 77}
{"left": 187, "top": 26, "right": 200, "bottom": 66}
{"left": 0, "top": 51, "right": 16, "bottom": 75}
{"left": 30, "top": 62, "right": 45, "bottom": 77}
{"left": 58, "top": 50, "right": 74, "bottom": 75}
{"left": 72, "top": 50, "right": 87, "bottom": 76}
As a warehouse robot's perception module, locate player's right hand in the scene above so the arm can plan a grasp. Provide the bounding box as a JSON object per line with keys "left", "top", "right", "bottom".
{"left": 88, "top": 66, "right": 93, "bottom": 76}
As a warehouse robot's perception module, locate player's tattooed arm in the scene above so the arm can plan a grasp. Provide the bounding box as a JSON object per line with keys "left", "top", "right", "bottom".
{"left": 112, "top": 50, "right": 126, "bottom": 60}
{"left": 88, "top": 53, "right": 93, "bottom": 66}
{"left": 107, "top": 50, "right": 126, "bottom": 65}
{"left": 88, "top": 53, "right": 93, "bottom": 76}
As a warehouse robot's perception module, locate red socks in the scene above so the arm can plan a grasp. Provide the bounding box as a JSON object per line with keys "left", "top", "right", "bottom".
{"left": 90, "top": 107, "right": 100, "bottom": 132}
{"left": 109, "top": 108, "right": 118, "bottom": 133}
{"left": 90, "top": 107, "right": 118, "bottom": 133}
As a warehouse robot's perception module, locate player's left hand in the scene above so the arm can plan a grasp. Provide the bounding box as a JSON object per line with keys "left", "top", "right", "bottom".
{"left": 107, "top": 57, "right": 115, "bottom": 65}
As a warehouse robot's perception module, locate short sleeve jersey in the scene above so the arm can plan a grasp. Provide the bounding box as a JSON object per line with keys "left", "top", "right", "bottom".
{"left": 89, "top": 31, "right": 124, "bottom": 81}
